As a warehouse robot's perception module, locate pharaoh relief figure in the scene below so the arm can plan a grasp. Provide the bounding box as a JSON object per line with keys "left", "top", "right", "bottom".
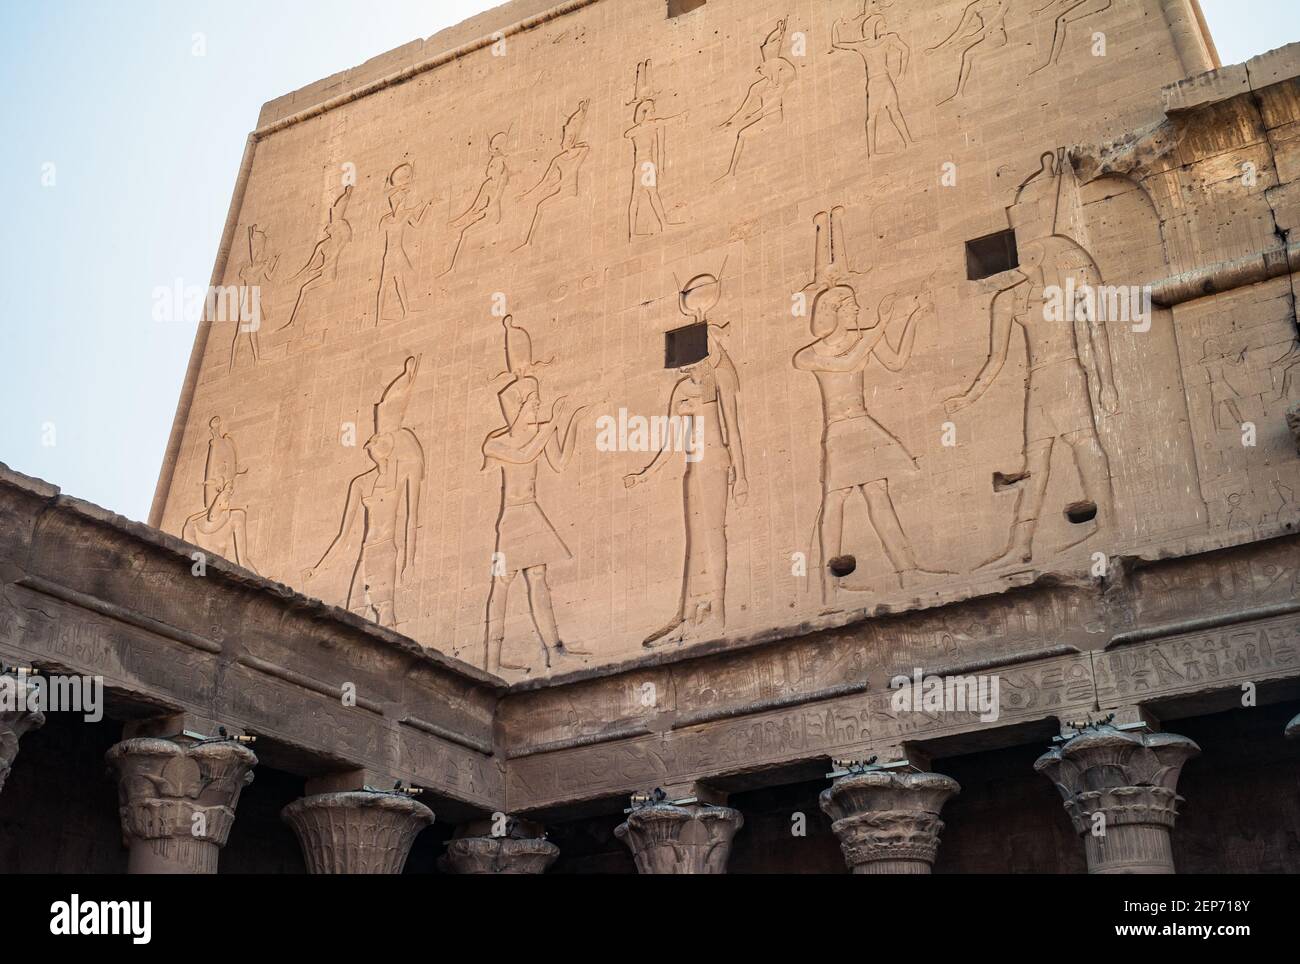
{"left": 793, "top": 209, "right": 942, "bottom": 603}
{"left": 946, "top": 150, "right": 1119, "bottom": 568}
{"left": 831, "top": 0, "right": 915, "bottom": 156}
{"left": 375, "top": 162, "right": 432, "bottom": 324}
{"left": 718, "top": 19, "right": 796, "bottom": 181}
{"left": 442, "top": 131, "right": 510, "bottom": 276}
{"left": 305, "top": 357, "right": 424, "bottom": 627}
{"left": 625, "top": 272, "right": 748, "bottom": 648}
{"left": 183, "top": 417, "right": 257, "bottom": 572}
{"left": 230, "top": 224, "right": 279, "bottom": 371}
{"left": 625, "top": 60, "right": 685, "bottom": 239}
{"left": 482, "top": 317, "right": 587, "bottom": 674}
{"left": 517, "top": 100, "right": 591, "bottom": 251}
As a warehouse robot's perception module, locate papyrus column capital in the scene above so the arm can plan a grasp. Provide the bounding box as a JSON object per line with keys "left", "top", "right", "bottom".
{"left": 282, "top": 791, "right": 434, "bottom": 874}
{"left": 615, "top": 803, "right": 743, "bottom": 874}
{"left": 820, "top": 770, "right": 960, "bottom": 874}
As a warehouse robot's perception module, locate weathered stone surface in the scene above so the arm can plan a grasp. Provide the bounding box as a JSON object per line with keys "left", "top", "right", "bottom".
{"left": 1287, "top": 713, "right": 1300, "bottom": 739}
{"left": 0, "top": 674, "right": 44, "bottom": 795}
{"left": 282, "top": 791, "right": 433, "bottom": 874}
{"left": 1035, "top": 726, "right": 1199, "bottom": 874}
{"left": 107, "top": 737, "right": 257, "bottom": 874}
{"left": 820, "top": 771, "right": 960, "bottom": 874}
{"left": 615, "top": 803, "right": 743, "bottom": 874}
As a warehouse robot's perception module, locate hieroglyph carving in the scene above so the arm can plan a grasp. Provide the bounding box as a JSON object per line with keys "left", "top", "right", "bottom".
{"left": 282, "top": 184, "right": 354, "bottom": 332}
{"left": 831, "top": 1, "right": 915, "bottom": 156}
{"left": 794, "top": 209, "right": 943, "bottom": 601}
{"left": 483, "top": 317, "right": 587, "bottom": 674}
{"left": 375, "top": 162, "right": 431, "bottom": 324}
{"left": 305, "top": 357, "right": 424, "bottom": 627}
{"left": 928, "top": 0, "right": 1010, "bottom": 105}
{"left": 718, "top": 19, "right": 796, "bottom": 180}
{"left": 183, "top": 416, "right": 258, "bottom": 572}
{"left": 947, "top": 150, "right": 1119, "bottom": 568}
{"left": 517, "top": 100, "right": 590, "bottom": 250}
{"left": 625, "top": 273, "right": 747, "bottom": 647}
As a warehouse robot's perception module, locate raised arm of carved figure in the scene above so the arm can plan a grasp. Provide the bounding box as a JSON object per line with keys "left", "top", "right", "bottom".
{"left": 946, "top": 285, "right": 1019, "bottom": 414}
{"left": 544, "top": 400, "right": 587, "bottom": 473}
{"left": 624, "top": 379, "right": 688, "bottom": 486}
{"left": 793, "top": 331, "right": 873, "bottom": 373}
{"left": 874, "top": 296, "right": 926, "bottom": 373}
{"left": 306, "top": 474, "right": 366, "bottom": 576}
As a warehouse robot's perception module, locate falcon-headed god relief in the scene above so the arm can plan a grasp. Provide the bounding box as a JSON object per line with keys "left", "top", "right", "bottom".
{"left": 717, "top": 19, "right": 796, "bottom": 181}
{"left": 946, "top": 150, "right": 1119, "bottom": 568}
{"left": 831, "top": 0, "right": 914, "bottom": 156}
{"left": 793, "top": 210, "right": 943, "bottom": 603}
{"left": 482, "top": 317, "right": 587, "bottom": 675}
{"left": 625, "top": 272, "right": 748, "bottom": 648}
{"left": 304, "top": 356, "right": 425, "bottom": 627}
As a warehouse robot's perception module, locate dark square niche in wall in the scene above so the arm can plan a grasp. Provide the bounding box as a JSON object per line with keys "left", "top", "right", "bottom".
{"left": 665, "top": 323, "right": 708, "bottom": 368}
{"left": 668, "top": 0, "right": 707, "bottom": 18}
{"left": 965, "top": 228, "right": 1019, "bottom": 280}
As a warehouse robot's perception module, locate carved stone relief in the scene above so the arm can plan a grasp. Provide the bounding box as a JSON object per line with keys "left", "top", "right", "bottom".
{"left": 517, "top": 100, "right": 591, "bottom": 250}
{"left": 230, "top": 224, "right": 279, "bottom": 370}
{"left": 831, "top": 1, "right": 914, "bottom": 155}
{"left": 375, "top": 162, "right": 431, "bottom": 324}
{"left": 625, "top": 59, "right": 685, "bottom": 239}
{"left": 283, "top": 184, "right": 353, "bottom": 332}
{"left": 928, "top": 0, "right": 1010, "bottom": 105}
{"left": 304, "top": 357, "right": 425, "bottom": 627}
{"left": 482, "top": 317, "right": 587, "bottom": 674}
{"left": 1030, "top": 0, "right": 1114, "bottom": 75}
{"left": 946, "top": 150, "right": 1119, "bottom": 568}
{"left": 442, "top": 131, "right": 510, "bottom": 276}
{"left": 718, "top": 19, "right": 796, "bottom": 180}
{"left": 624, "top": 272, "right": 747, "bottom": 648}
{"left": 793, "top": 209, "right": 943, "bottom": 603}
{"left": 182, "top": 416, "right": 258, "bottom": 573}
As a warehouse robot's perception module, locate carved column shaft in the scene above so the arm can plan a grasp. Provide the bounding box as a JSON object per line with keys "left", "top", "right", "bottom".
{"left": 1035, "top": 726, "right": 1199, "bottom": 875}
{"left": 820, "top": 771, "right": 960, "bottom": 874}
{"left": 0, "top": 674, "right": 45, "bottom": 795}
{"left": 615, "top": 803, "right": 743, "bottom": 874}
{"left": 282, "top": 791, "right": 434, "bottom": 874}
{"left": 107, "top": 738, "right": 257, "bottom": 874}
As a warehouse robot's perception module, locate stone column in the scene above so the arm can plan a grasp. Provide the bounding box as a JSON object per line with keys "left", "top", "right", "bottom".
{"left": 615, "top": 802, "right": 744, "bottom": 874}
{"left": 442, "top": 818, "right": 559, "bottom": 874}
{"left": 820, "top": 770, "right": 960, "bottom": 874}
{"left": 1035, "top": 724, "right": 1199, "bottom": 874}
{"left": 282, "top": 791, "right": 433, "bottom": 874}
{"left": 0, "top": 673, "right": 45, "bottom": 795}
{"left": 1160, "top": 0, "right": 1216, "bottom": 76}
{"left": 106, "top": 737, "right": 257, "bottom": 874}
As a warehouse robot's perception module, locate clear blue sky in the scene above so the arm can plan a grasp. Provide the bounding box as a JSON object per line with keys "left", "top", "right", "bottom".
{"left": 0, "top": 0, "right": 1295, "bottom": 522}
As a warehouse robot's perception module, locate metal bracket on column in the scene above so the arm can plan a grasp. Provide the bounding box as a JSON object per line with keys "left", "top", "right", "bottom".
{"left": 826, "top": 757, "right": 917, "bottom": 780}
{"left": 363, "top": 782, "right": 425, "bottom": 799}
{"left": 1053, "top": 713, "right": 1151, "bottom": 743}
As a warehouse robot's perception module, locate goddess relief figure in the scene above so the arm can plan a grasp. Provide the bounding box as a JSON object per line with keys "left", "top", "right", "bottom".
{"left": 625, "top": 274, "right": 748, "bottom": 647}
{"left": 304, "top": 357, "right": 424, "bottom": 627}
